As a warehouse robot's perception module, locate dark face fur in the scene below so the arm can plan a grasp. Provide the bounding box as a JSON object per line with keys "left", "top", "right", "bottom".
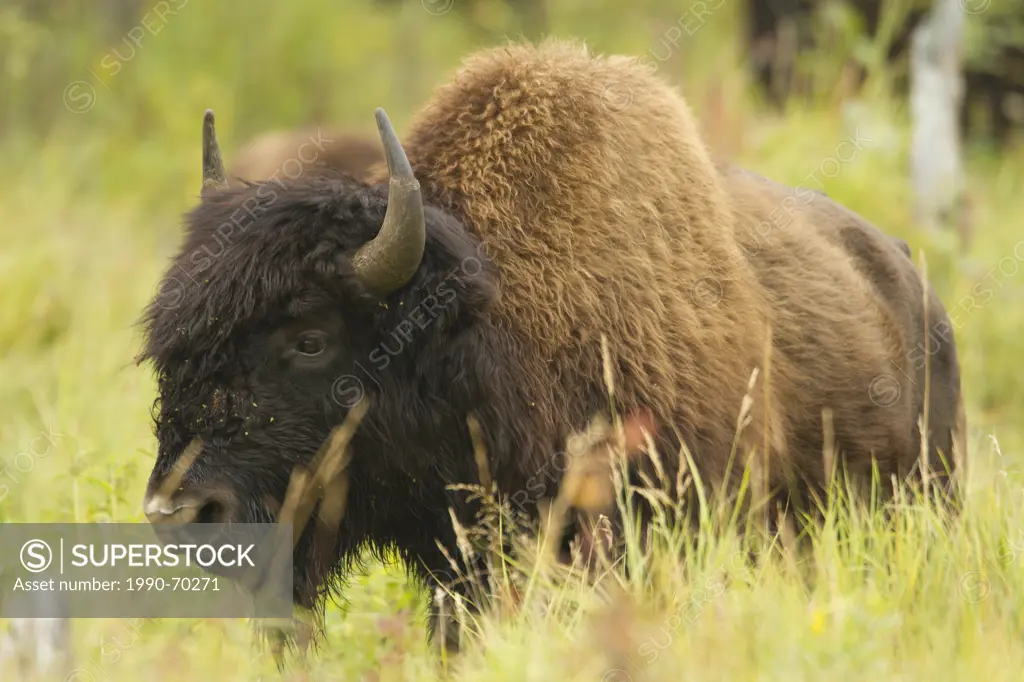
{"left": 139, "top": 174, "right": 498, "bottom": 611}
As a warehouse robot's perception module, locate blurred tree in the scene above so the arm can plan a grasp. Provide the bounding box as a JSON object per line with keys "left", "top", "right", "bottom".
{"left": 962, "top": 1, "right": 1024, "bottom": 144}
{"left": 744, "top": 0, "right": 1023, "bottom": 146}
{"left": 19, "top": 0, "right": 144, "bottom": 40}
{"left": 0, "top": 0, "right": 147, "bottom": 136}
{"left": 909, "top": 0, "right": 964, "bottom": 233}
{"left": 746, "top": 0, "right": 932, "bottom": 105}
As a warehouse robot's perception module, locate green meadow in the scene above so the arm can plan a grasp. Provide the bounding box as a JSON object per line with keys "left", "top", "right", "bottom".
{"left": 1, "top": 0, "right": 1023, "bottom": 679}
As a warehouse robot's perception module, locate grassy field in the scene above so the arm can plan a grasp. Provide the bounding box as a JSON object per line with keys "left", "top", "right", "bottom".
{"left": 2, "top": 1, "right": 1024, "bottom": 679}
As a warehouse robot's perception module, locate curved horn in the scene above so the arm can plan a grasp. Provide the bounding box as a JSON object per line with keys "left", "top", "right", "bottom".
{"left": 201, "top": 109, "right": 228, "bottom": 196}
{"left": 351, "top": 108, "right": 425, "bottom": 295}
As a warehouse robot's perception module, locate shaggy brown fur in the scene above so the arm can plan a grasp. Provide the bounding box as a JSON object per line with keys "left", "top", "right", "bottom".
{"left": 140, "top": 40, "right": 964, "bottom": 650}
{"left": 229, "top": 128, "right": 384, "bottom": 184}
{"left": 375, "top": 39, "right": 962, "bottom": 507}
{"left": 722, "top": 165, "right": 963, "bottom": 495}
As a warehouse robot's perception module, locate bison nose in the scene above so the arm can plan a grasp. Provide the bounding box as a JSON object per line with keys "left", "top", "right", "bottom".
{"left": 142, "top": 489, "right": 232, "bottom": 525}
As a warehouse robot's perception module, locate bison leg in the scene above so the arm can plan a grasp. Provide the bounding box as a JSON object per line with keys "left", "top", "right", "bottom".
{"left": 419, "top": 549, "right": 489, "bottom": 656}
{"left": 427, "top": 588, "right": 464, "bottom": 656}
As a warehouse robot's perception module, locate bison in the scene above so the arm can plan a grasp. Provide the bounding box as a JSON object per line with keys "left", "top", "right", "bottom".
{"left": 226, "top": 128, "right": 384, "bottom": 185}
{"left": 139, "top": 40, "right": 965, "bottom": 647}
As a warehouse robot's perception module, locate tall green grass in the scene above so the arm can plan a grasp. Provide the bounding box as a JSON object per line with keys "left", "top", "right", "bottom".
{"left": 2, "top": 0, "right": 1024, "bottom": 679}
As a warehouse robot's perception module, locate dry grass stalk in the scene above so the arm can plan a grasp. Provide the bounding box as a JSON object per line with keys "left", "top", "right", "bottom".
{"left": 675, "top": 435, "right": 693, "bottom": 504}
{"left": 571, "top": 512, "right": 615, "bottom": 575}
{"left": 153, "top": 436, "right": 203, "bottom": 502}
{"left": 278, "top": 398, "right": 369, "bottom": 550}
{"left": 822, "top": 407, "right": 836, "bottom": 494}
{"left": 467, "top": 413, "right": 493, "bottom": 493}
{"left": 952, "top": 396, "right": 968, "bottom": 497}
{"left": 918, "top": 251, "right": 932, "bottom": 501}
{"left": 539, "top": 409, "right": 656, "bottom": 584}
{"left": 257, "top": 400, "right": 369, "bottom": 666}
{"left": 737, "top": 368, "right": 759, "bottom": 437}
{"left": 714, "top": 367, "right": 762, "bottom": 527}
{"left": 777, "top": 503, "right": 800, "bottom": 577}
{"left": 761, "top": 323, "right": 774, "bottom": 528}
{"left": 601, "top": 333, "right": 616, "bottom": 402}
{"left": 433, "top": 587, "right": 451, "bottom": 663}
{"left": 448, "top": 508, "right": 475, "bottom": 567}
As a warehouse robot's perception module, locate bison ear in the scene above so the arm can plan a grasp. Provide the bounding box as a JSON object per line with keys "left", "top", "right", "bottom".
{"left": 201, "top": 109, "right": 229, "bottom": 197}
{"left": 349, "top": 108, "right": 426, "bottom": 297}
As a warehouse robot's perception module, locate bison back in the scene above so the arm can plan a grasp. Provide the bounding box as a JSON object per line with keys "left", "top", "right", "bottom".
{"left": 396, "top": 40, "right": 781, "bottom": 490}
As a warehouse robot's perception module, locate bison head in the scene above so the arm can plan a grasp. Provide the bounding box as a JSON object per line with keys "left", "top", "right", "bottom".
{"left": 139, "top": 109, "right": 498, "bottom": 612}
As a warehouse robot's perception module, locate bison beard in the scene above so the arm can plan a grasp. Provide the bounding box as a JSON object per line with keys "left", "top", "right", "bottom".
{"left": 139, "top": 40, "right": 964, "bottom": 648}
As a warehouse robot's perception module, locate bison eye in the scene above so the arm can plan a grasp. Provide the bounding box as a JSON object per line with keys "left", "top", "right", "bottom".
{"left": 295, "top": 331, "right": 328, "bottom": 357}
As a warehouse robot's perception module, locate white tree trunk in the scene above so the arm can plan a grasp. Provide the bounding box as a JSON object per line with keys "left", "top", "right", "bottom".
{"left": 0, "top": 598, "right": 73, "bottom": 678}
{"left": 909, "top": 0, "right": 965, "bottom": 232}
{"left": 1, "top": 562, "right": 73, "bottom": 678}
